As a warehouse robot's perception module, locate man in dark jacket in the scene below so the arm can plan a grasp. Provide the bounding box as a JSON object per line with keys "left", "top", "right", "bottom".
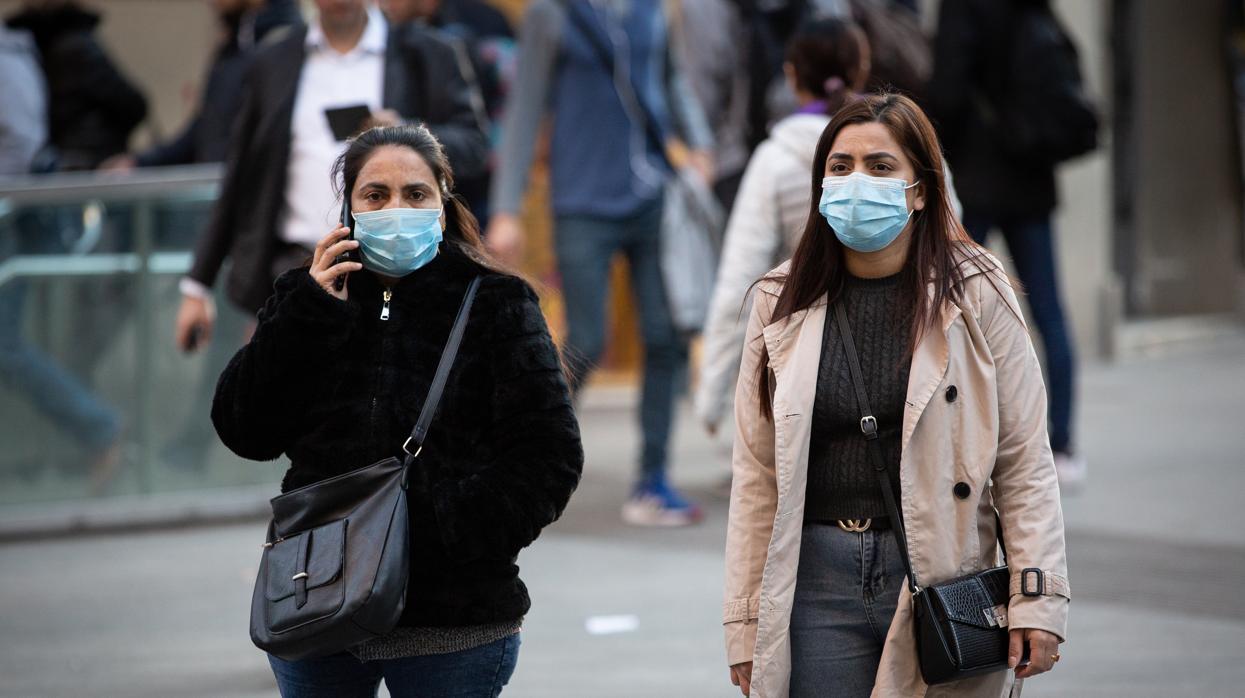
{"left": 175, "top": 0, "right": 488, "bottom": 353}
{"left": 102, "top": 0, "right": 302, "bottom": 170}
{"left": 6, "top": 0, "right": 147, "bottom": 170}
{"left": 927, "top": 0, "right": 1086, "bottom": 488}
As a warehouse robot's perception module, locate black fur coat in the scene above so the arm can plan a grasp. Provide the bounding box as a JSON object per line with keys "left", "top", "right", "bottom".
{"left": 212, "top": 247, "right": 583, "bottom": 628}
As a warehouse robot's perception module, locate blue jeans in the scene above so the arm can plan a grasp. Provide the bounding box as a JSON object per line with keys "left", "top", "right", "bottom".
{"left": 790, "top": 524, "right": 905, "bottom": 698}
{"left": 0, "top": 280, "right": 120, "bottom": 451}
{"left": 963, "top": 213, "right": 1075, "bottom": 453}
{"left": 268, "top": 634, "right": 520, "bottom": 698}
{"left": 555, "top": 199, "right": 687, "bottom": 478}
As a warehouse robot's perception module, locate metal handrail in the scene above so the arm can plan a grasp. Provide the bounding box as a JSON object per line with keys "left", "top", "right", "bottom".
{"left": 0, "top": 164, "right": 222, "bottom": 205}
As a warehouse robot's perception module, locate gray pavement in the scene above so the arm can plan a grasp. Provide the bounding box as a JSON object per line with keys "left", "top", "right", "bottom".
{"left": 2, "top": 337, "right": 1244, "bottom": 697}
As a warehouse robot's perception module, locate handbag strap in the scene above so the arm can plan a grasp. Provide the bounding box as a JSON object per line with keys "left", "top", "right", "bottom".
{"left": 832, "top": 302, "right": 1010, "bottom": 594}
{"left": 400, "top": 276, "right": 482, "bottom": 483}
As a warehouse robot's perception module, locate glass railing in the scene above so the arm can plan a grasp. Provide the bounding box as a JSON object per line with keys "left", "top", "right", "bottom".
{"left": 0, "top": 166, "right": 287, "bottom": 507}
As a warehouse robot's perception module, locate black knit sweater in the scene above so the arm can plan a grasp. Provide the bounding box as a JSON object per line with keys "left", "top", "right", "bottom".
{"left": 805, "top": 272, "right": 913, "bottom": 523}
{"left": 212, "top": 247, "right": 583, "bottom": 628}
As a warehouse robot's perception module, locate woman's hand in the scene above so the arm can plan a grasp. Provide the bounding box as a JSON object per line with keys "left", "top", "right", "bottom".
{"left": 310, "top": 226, "right": 362, "bottom": 301}
{"left": 1009, "top": 627, "right": 1060, "bottom": 679}
{"left": 729, "top": 662, "right": 752, "bottom": 696}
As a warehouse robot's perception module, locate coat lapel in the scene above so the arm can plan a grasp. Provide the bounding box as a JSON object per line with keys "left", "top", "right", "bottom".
{"left": 901, "top": 287, "right": 963, "bottom": 454}
{"left": 383, "top": 25, "right": 424, "bottom": 115}
{"left": 258, "top": 28, "right": 307, "bottom": 143}
{"left": 760, "top": 297, "right": 825, "bottom": 510}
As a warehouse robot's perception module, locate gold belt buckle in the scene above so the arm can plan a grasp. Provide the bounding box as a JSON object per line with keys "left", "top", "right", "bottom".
{"left": 837, "top": 518, "right": 871, "bottom": 533}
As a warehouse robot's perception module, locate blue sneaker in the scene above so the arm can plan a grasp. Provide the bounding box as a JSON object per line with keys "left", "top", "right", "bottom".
{"left": 622, "top": 475, "right": 704, "bottom": 527}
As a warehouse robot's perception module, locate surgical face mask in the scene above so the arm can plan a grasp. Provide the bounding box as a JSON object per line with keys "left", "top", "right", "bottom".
{"left": 818, "top": 172, "right": 919, "bottom": 253}
{"left": 352, "top": 207, "right": 443, "bottom": 277}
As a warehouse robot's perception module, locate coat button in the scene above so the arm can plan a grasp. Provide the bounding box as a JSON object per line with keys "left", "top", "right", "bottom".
{"left": 945, "top": 385, "right": 958, "bottom": 402}
{"left": 954, "top": 482, "right": 971, "bottom": 499}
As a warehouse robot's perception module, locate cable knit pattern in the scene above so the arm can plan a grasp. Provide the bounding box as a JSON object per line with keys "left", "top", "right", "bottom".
{"left": 804, "top": 272, "right": 914, "bottom": 523}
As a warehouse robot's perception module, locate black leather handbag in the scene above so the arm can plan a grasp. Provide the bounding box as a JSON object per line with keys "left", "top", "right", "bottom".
{"left": 833, "top": 302, "right": 1014, "bottom": 685}
{"left": 249, "top": 276, "right": 481, "bottom": 661}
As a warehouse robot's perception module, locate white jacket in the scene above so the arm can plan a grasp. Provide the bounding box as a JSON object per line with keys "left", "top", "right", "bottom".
{"left": 694, "top": 112, "right": 963, "bottom": 430}
{"left": 695, "top": 114, "right": 829, "bottom": 430}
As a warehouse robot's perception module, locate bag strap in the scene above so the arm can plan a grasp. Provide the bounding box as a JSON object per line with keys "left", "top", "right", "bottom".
{"left": 400, "top": 276, "right": 482, "bottom": 483}
{"left": 832, "top": 302, "right": 1008, "bottom": 594}
{"left": 560, "top": 0, "right": 671, "bottom": 168}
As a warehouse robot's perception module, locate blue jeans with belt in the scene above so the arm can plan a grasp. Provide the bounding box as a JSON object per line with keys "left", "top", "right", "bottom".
{"left": 554, "top": 198, "right": 687, "bottom": 479}
{"left": 790, "top": 524, "right": 906, "bottom": 698}
{"left": 963, "top": 212, "right": 1076, "bottom": 454}
{"left": 268, "top": 634, "right": 520, "bottom": 698}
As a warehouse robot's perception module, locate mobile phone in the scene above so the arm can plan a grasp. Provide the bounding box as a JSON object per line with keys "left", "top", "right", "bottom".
{"left": 333, "top": 196, "right": 357, "bottom": 292}
{"left": 325, "top": 104, "right": 372, "bottom": 142}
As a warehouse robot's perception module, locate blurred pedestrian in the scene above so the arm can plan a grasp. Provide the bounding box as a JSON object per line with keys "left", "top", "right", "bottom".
{"left": 723, "top": 94, "right": 1069, "bottom": 697}
{"left": 928, "top": 0, "right": 1099, "bottom": 489}
{"left": 95, "top": 0, "right": 301, "bottom": 474}
{"left": 672, "top": 0, "right": 750, "bottom": 212}
{"left": 487, "top": 0, "right": 714, "bottom": 527}
{"left": 100, "top": 0, "right": 301, "bottom": 171}
{"left": 380, "top": 0, "right": 516, "bottom": 227}
{"left": 0, "top": 21, "right": 121, "bottom": 494}
{"left": 6, "top": 0, "right": 147, "bottom": 171}
{"left": 174, "top": 0, "right": 488, "bottom": 356}
{"left": 696, "top": 17, "right": 870, "bottom": 438}
{"left": 214, "top": 125, "right": 582, "bottom": 696}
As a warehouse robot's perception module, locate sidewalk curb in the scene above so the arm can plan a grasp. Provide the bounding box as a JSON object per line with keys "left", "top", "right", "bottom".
{"left": 0, "top": 485, "right": 273, "bottom": 544}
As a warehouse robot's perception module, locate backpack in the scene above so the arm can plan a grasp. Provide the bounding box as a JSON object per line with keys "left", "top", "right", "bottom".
{"left": 985, "top": 3, "right": 1099, "bottom": 164}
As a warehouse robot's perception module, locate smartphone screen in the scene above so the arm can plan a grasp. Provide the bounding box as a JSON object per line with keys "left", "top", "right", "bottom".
{"left": 325, "top": 104, "right": 372, "bottom": 142}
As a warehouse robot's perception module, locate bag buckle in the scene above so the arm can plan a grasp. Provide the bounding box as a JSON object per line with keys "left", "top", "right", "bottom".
{"left": 402, "top": 437, "right": 423, "bottom": 458}
{"left": 1021, "top": 568, "right": 1045, "bottom": 596}
{"left": 859, "top": 416, "right": 878, "bottom": 439}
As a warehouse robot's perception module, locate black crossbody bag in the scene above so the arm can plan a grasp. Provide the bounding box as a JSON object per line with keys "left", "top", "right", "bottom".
{"left": 833, "top": 302, "right": 1016, "bottom": 685}
{"left": 249, "top": 276, "right": 481, "bottom": 661}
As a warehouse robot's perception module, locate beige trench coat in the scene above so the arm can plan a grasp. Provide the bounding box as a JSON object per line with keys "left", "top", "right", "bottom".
{"left": 724, "top": 256, "right": 1070, "bottom": 698}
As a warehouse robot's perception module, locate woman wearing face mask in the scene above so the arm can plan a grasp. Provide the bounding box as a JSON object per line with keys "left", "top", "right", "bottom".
{"left": 697, "top": 18, "right": 961, "bottom": 442}
{"left": 213, "top": 125, "right": 583, "bottom": 697}
{"left": 722, "top": 94, "right": 1069, "bottom": 698}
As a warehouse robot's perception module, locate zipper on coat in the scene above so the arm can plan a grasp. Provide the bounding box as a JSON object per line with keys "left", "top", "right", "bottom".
{"left": 368, "top": 298, "right": 391, "bottom": 448}
{"left": 380, "top": 289, "right": 392, "bottom": 320}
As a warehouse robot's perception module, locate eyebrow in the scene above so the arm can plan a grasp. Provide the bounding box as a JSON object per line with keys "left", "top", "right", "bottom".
{"left": 358, "top": 181, "right": 435, "bottom": 192}
{"left": 828, "top": 151, "right": 900, "bottom": 161}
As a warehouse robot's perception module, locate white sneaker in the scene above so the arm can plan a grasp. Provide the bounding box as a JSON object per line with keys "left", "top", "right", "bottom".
{"left": 1054, "top": 452, "right": 1087, "bottom": 493}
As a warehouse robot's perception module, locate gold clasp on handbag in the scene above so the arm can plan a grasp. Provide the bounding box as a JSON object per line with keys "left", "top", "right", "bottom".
{"left": 837, "top": 518, "right": 872, "bottom": 532}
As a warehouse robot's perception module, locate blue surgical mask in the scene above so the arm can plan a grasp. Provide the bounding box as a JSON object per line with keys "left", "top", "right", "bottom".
{"left": 818, "top": 172, "right": 919, "bottom": 252}
{"left": 352, "top": 207, "right": 444, "bottom": 277}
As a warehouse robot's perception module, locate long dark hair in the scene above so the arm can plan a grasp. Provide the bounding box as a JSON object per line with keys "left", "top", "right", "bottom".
{"left": 785, "top": 18, "right": 870, "bottom": 116}
{"left": 330, "top": 124, "right": 507, "bottom": 275}
{"left": 752, "top": 92, "right": 998, "bottom": 421}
